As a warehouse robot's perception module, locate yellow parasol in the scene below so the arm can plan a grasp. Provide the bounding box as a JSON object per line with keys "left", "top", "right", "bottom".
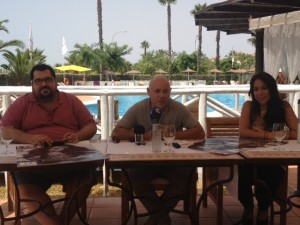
{"left": 55, "top": 65, "right": 92, "bottom": 72}
{"left": 55, "top": 65, "right": 92, "bottom": 85}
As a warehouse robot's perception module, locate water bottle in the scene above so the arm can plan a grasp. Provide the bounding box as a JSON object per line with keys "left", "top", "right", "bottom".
{"left": 298, "top": 99, "right": 300, "bottom": 143}
{"left": 152, "top": 124, "right": 162, "bottom": 153}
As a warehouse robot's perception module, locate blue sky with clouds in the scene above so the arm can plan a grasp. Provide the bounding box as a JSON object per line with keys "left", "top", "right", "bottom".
{"left": 1, "top": 0, "right": 254, "bottom": 66}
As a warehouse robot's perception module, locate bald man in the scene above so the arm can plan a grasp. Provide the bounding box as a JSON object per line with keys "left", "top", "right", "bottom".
{"left": 112, "top": 76, "right": 205, "bottom": 225}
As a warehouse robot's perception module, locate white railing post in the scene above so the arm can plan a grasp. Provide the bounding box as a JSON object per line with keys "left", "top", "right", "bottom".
{"left": 182, "top": 94, "right": 188, "bottom": 103}
{"left": 108, "top": 95, "right": 115, "bottom": 135}
{"left": 1, "top": 94, "right": 12, "bottom": 114}
{"left": 100, "top": 95, "right": 109, "bottom": 140}
{"left": 198, "top": 93, "right": 207, "bottom": 133}
{"left": 294, "top": 92, "right": 300, "bottom": 117}
{"left": 235, "top": 93, "right": 240, "bottom": 111}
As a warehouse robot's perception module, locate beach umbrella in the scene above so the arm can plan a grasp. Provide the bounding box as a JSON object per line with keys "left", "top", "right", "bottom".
{"left": 182, "top": 67, "right": 196, "bottom": 82}
{"left": 209, "top": 68, "right": 222, "bottom": 74}
{"left": 226, "top": 69, "right": 248, "bottom": 84}
{"left": 155, "top": 68, "right": 168, "bottom": 75}
{"left": 226, "top": 69, "right": 238, "bottom": 81}
{"left": 226, "top": 69, "right": 237, "bottom": 73}
{"left": 209, "top": 68, "right": 223, "bottom": 82}
{"left": 231, "top": 69, "right": 248, "bottom": 74}
{"left": 125, "top": 69, "right": 141, "bottom": 81}
{"left": 247, "top": 68, "right": 255, "bottom": 74}
{"left": 55, "top": 65, "right": 92, "bottom": 85}
{"left": 102, "top": 70, "right": 116, "bottom": 81}
{"left": 55, "top": 65, "right": 92, "bottom": 73}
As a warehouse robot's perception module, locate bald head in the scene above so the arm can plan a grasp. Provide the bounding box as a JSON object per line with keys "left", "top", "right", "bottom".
{"left": 148, "top": 76, "right": 170, "bottom": 89}
{"left": 147, "top": 76, "right": 171, "bottom": 110}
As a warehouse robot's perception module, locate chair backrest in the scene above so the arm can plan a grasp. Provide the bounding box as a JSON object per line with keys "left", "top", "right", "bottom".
{"left": 206, "top": 117, "right": 240, "bottom": 138}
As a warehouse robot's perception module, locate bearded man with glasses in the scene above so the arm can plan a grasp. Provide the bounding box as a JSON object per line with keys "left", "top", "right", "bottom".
{"left": 1, "top": 64, "right": 97, "bottom": 225}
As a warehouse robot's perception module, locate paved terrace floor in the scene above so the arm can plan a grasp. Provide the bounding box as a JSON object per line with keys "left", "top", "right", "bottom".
{"left": 1, "top": 166, "right": 300, "bottom": 225}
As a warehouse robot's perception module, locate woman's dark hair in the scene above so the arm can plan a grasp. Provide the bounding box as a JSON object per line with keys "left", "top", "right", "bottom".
{"left": 29, "top": 64, "right": 56, "bottom": 80}
{"left": 248, "top": 72, "right": 285, "bottom": 130}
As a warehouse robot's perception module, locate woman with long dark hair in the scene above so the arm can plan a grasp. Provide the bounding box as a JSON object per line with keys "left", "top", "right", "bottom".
{"left": 239, "top": 72, "right": 297, "bottom": 225}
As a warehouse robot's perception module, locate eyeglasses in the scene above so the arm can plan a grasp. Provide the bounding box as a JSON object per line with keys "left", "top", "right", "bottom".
{"left": 33, "top": 77, "right": 55, "bottom": 85}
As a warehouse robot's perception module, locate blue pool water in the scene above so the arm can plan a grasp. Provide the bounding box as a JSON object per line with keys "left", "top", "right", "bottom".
{"left": 85, "top": 94, "right": 245, "bottom": 117}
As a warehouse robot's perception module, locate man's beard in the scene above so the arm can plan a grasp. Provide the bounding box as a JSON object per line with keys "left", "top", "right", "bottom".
{"left": 37, "top": 87, "right": 56, "bottom": 101}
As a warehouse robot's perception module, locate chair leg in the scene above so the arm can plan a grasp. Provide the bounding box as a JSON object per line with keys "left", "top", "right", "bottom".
{"left": 297, "top": 165, "right": 300, "bottom": 193}
{"left": 7, "top": 172, "right": 15, "bottom": 212}
{"left": 7, "top": 172, "right": 21, "bottom": 225}
{"left": 121, "top": 172, "right": 130, "bottom": 224}
{"left": 217, "top": 185, "right": 223, "bottom": 225}
{"left": 80, "top": 202, "right": 87, "bottom": 220}
{"left": 188, "top": 171, "right": 198, "bottom": 225}
{"left": 278, "top": 167, "right": 288, "bottom": 225}
{"left": 202, "top": 167, "right": 225, "bottom": 225}
{"left": 202, "top": 167, "right": 208, "bottom": 208}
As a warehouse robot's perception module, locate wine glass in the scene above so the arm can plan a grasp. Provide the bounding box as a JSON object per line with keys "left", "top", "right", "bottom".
{"left": 0, "top": 126, "right": 14, "bottom": 154}
{"left": 272, "top": 123, "right": 288, "bottom": 150}
{"left": 162, "top": 124, "right": 176, "bottom": 153}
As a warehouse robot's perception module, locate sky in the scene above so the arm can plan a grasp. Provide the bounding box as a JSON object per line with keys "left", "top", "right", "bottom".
{"left": 1, "top": 0, "right": 255, "bottom": 67}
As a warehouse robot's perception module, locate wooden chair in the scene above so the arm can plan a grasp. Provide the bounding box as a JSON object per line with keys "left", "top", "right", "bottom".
{"left": 203, "top": 117, "right": 240, "bottom": 225}
{"left": 203, "top": 117, "right": 289, "bottom": 225}
{"left": 205, "top": 117, "right": 240, "bottom": 138}
{"left": 121, "top": 168, "right": 198, "bottom": 224}
{"left": 7, "top": 172, "right": 87, "bottom": 224}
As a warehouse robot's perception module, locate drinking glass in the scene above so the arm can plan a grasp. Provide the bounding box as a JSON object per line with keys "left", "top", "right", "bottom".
{"left": 162, "top": 124, "right": 176, "bottom": 153}
{"left": 0, "top": 126, "right": 14, "bottom": 154}
{"left": 272, "top": 123, "right": 288, "bottom": 150}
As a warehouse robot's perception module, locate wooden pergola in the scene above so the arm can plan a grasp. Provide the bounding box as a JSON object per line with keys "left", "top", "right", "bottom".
{"left": 194, "top": 0, "right": 300, "bottom": 73}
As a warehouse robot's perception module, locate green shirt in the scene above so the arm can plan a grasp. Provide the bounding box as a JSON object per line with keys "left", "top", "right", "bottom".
{"left": 117, "top": 98, "right": 199, "bottom": 131}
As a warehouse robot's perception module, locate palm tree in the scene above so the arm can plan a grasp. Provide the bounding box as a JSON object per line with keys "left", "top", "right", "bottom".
{"left": 0, "top": 19, "right": 24, "bottom": 53}
{"left": 158, "top": 0, "right": 177, "bottom": 76}
{"left": 191, "top": 3, "right": 206, "bottom": 75}
{"left": 66, "top": 43, "right": 96, "bottom": 67}
{"left": 247, "top": 36, "right": 256, "bottom": 48}
{"left": 140, "top": 41, "right": 150, "bottom": 56}
{"left": 100, "top": 43, "right": 132, "bottom": 73}
{"left": 1, "top": 48, "right": 46, "bottom": 85}
{"left": 66, "top": 42, "right": 132, "bottom": 76}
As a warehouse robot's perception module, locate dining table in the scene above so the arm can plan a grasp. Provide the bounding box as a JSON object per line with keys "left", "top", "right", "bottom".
{"left": 104, "top": 137, "right": 245, "bottom": 225}
{"left": 0, "top": 141, "right": 105, "bottom": 225}
{"left": 239, "top": 138, "right": 300, "bottom": 225}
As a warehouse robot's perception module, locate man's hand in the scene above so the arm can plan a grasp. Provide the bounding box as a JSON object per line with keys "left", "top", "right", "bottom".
{"left": 63, "top": 132, "right": 80, "bottom": 143}
{"left": 29, "top": 135, "right": 53, "bottom": 147}
{"left": 144, "top": 130, "right": 152, "bottom": 141}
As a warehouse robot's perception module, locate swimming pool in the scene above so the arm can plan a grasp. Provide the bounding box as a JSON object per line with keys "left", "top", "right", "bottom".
{"left": 85, "top": 94, "right": 245, "bottom": 117}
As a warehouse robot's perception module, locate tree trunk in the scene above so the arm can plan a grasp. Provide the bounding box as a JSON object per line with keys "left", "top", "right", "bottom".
{"left": 197, "top": 26, "right": 202, "bottom": 75}
{"left": 97, "top": 0, "right": 103, "bottom": 50}
{"left": 216, "top": 30, "right": 221, "bottom": 80}
{"left": 97, "top": 0, "right": 103, "bottom": 81}
{"left": 167, "top": 3, "right": 172, "bottom": 77}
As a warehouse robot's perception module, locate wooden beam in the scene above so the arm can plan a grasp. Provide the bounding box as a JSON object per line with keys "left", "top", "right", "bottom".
{"left": 252, "top": 0, "right": 300, "bottom": 8}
